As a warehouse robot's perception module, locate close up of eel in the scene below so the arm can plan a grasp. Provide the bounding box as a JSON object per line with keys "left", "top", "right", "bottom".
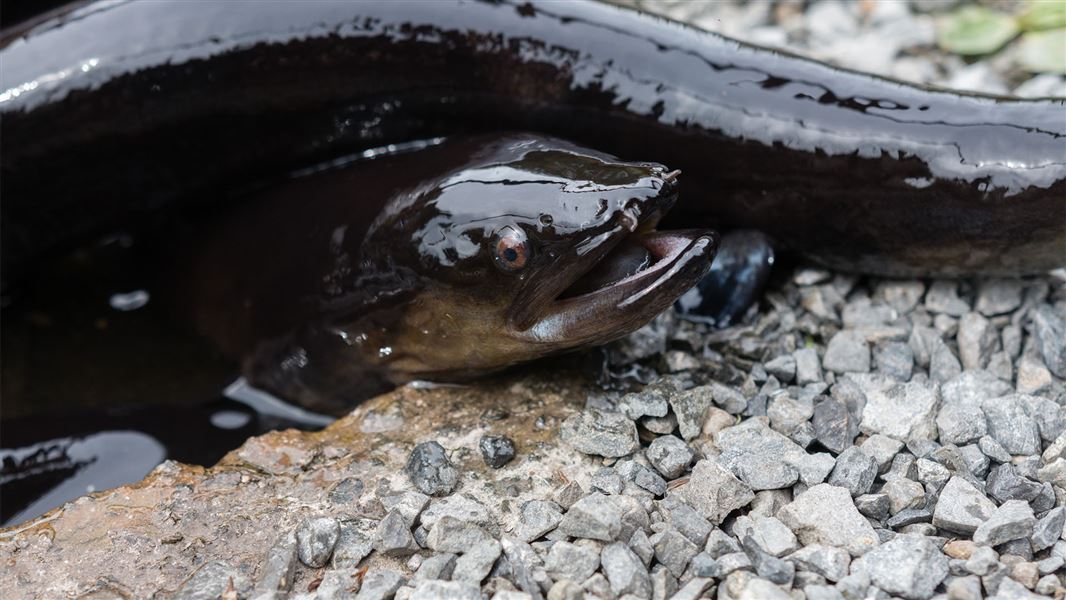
{"left": 2, "top": 0, "right": 1064, "bottom": 414}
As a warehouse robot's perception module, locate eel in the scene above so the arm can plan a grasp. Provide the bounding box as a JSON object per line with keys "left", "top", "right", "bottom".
{"left": 2, "top": 0, "right": 1064, "bottom": 409}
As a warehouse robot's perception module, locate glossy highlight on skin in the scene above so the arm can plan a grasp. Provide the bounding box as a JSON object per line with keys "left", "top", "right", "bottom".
{"left": 1, "top": 0, "right": 1063, "bottom": 281}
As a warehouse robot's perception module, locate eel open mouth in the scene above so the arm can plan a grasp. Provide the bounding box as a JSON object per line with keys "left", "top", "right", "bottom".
{"left": 522, "top": 185, "right": 719, "bottom": 347}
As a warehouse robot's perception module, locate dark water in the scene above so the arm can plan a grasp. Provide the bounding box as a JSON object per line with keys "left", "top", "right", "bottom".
{"left": 0, "top": 233, "right": 330, "bottom": 527}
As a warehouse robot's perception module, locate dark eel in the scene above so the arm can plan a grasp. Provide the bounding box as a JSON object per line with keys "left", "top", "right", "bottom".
{"left": 2, "top": 0, "right": 1064, "bottom": 410}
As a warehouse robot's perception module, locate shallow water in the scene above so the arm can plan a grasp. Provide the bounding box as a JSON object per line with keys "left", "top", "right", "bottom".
{"left": 0, "top": 232, "right": 329, "bottom": 526}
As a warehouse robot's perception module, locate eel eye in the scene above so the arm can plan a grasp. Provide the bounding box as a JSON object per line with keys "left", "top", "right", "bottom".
{"left": 493, "top": 226, "right": 531, "bottom": 272}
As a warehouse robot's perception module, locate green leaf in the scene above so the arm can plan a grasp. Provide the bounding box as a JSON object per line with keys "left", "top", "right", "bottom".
{"left": 1019, "top": 1, "right": 1066, "bottom": 31}
{"left": 1018, "top": 28, "right": 1066, "bottom": 74}
{"left": 937, "top": 6, "right": 1020, "bottom": 56}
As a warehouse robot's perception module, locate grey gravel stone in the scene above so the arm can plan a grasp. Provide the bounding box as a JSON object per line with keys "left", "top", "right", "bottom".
{"left": 741, "top": 535, "right": 794, "bottom": 585}
{"left": 601, "top": 542, "right": 652, "bottom": 599}
{"left": 560, "top": 410, "right": 640, "bottom": 458}
{"left": 787, "top": 543, "right": 850, "bottom": 583}
{"left": 355, "top": 569, "right": 406, "bottom": 600}
{"left": 668, "top": 386, "right": 714, "bottom": 440}
{"left": 709, "top": 382, "right": 748, "bottom": 415}
{"left": 986, "top": 463, "right": 1043, "bottom": 504}
{"left": 684, "top": 552, "right": 720, "bottom": 578}
{"left": 618, "top": 388, "right": 669, "bottom": 421}
{"left": 748, "top": 516, "right": 800, "bottom": 557}
{"left": 657, "top": 497, "right": 712, "bottom": 546}
{"left": 296, "top": 516, "right": 341, "bottom": 568}
{"left": 795, "top": 348, "right": 823, "bottom": 385}
{"left": 915, "top": 457, "right": 950, "bottom": 491}
{"left": 765, "top": 355, "right": 797, "bottom": 383}
{"left": 629, "top": 529, "right": 655, "bottom": 567}
{"left": 1017, "top": 354, "right": 1053, "bottom": 394}
{"left": 873, "top": 341, "right": 914, "bottom": 381}
{"left": 827, "top": 447, "right": 878, "bottom": 497}
{"left": 556, "top": 493, "right": 621, "bottom": 542}
{"left": 645, "top": 435, "right": 693, "bottom": 479}
{"left": 979, "top": 436, "right": 1012, "bottom": 464}
{"left": 856, "top": 376, "right": 939, "bottom": 441}
{"left": 1031, "top": 304, "right": 1066, "bottom": 378}
{"left": 716, "top": 418, "right": 834, "bottom": 490}
{"left": 377, "top": 510, "right": 418, "bottom": 557}
{"left": 514, "top": 500, "right": 562, "bottom": 543}
{"left": 767, "top": 394, "right": 813, "bottom": 437}
{"left": 932, "top": 476, "right": 995, "bottom": 535}
{"left": 413, "top": 580, "right": 479, "bottom": 600}
{"left": 253, "top": 533, "right": 298, "bottom": 595}
{"left": 863, "top": 534, "right": 948, "bottom": 600}
{"left": 823, "top": 331, "right": 871, "bottom": 374}
{"left": 652, "top": 526, "right": 699, "bottom": 578}
{"left": 957, "top": 312, "right": 997, "bottom": 371}
{"left": 589, "top": 468, "right": 624, "bottom": 495}
{"left": 671, "top": 576, "right": 713, "bottom": 600}
{"left": 855, "top": 493, "right": 890, "bottom": 521}
{"left": 1032, "top": 507, "right": 1066, "bottom": 553}
{"left": 777, "top": 484, "right": 879, "bottom": 557}
{"left": 859, "top": 434, "right": 904, "bottom": 474}
{"left": 544, "top": 541, "right": 600, "bottom": 583}
{"left": 717, "top": 552, "right": 754, "bottom": 575}
{"left": 452, "top": 540, "right": 502, "bottom": 583}
{"left": 705, "top": 529, "right": 742, "bottom": 558}
{"left": 881, "top": 478, "right": 925, "bottom": 515}
{"left": 479, "top": 435, "right": 516, "bottom": 469}
{"left": 925, "top": 281, "right": 969, "bottom": 316}
{"left": 965, "top": 545, "right": 999, "bottom": 576}
{"left": 982, "top": 395, "right": 1042, "bottom": 456}
{"left": 975, "top": 279, "right": 1023, "bottom": 316}
{"left": 405, "top": 441, "right": 460, "bottom": 496}
{"left": 973, "top": 500, "right": 1035, "bottom": 547}
{"left": 812, "top": 396, "right": 857, "bottom": 454}
{"left": 414, "top": 553, "right": 457, "bottom": 582}
{"left": 930, "top": 338, "right": 963, "bottom": 383}
{"left": 173, "top": 561, "right": 252, "bottom": 600}
{"left": 677, "top": 459, "right": 754, "bottom": 525}
{"left": 426, "top": 516, "right": 492, "bottom": 553}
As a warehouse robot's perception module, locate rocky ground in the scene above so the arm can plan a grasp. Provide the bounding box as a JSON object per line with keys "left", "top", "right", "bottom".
{"left": 2, "top": 1, "right": 1064, "bottom": 599}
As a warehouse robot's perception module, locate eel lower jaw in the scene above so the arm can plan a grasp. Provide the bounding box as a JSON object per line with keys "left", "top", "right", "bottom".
{"left": 523, "top": 228, "right": 719, "bottom": 346}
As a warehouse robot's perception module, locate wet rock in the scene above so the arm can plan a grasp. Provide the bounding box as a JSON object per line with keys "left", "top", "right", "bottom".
{"left": 676, "top": 459, "right": 754, "bottom": 525}
{"left": 479, "top": 435, "right": 516, "bottom": 469}
{"left": 973, "top": 500, "right": 1034, "bottom": 547}
{"left": 645, "top": 435, "right": 693, "bottom": 479}
{"left": 297, "top": 516, "right": 341, "bottom": 568}
{"left": 823, "top": 331, "right": 870, "bottom": 374}
{"left": 777, "top": 484, "right": 879, "bottom": 557}
{"left": 405, "top": 441, "right": 460, "bottom": 496}
{"left": 932, "top": 477, "right": 995, "bottom": 535}
{"left": 863, "top": 534, "right": 948, "bottom": 600}
{"left": 560, "top": 410, "right": 639, "bottom": 457}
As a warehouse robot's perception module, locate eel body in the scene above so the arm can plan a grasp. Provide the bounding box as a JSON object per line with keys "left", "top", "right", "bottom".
{"left": 2, "top": 0, "right": 1064, "bottom": 279}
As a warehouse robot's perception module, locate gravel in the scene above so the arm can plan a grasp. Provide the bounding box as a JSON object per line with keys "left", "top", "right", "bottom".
{"left": 560, "top": 410, "right": 640, "bottom": 457}
{"left": 478, "top": 435, "right": 516, "bottom": 469}
{"left": 862, "top": 534, "right": 948, "bottom": 600}
{"left": 405, "top": 441, "right": 460, "bottom": 496}
{"left": 296, "top": 516, "right": 341, "bottom": 568}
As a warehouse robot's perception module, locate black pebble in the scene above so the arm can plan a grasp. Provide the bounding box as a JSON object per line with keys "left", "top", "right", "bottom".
{"left": 479, "top": 435, "right": 516, "bottom": 469}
